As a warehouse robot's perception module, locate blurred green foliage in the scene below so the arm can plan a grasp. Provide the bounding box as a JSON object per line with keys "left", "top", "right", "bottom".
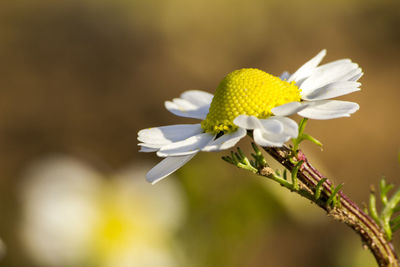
{"left": 178, "top": 154, "right": 282, "bottom": 267}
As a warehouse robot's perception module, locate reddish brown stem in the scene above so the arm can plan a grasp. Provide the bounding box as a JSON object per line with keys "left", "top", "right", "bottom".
{"left": 263, "top": 145, "right": 398, "bottom": 267}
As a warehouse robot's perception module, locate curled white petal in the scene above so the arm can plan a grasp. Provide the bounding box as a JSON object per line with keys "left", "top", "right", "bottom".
{"left": 202, "top": 128, "right": 247, "bottom": 152}
{"left": 271, "top": 102, "right": 309, "bottom": 116}
{"left": 165, "top": 100, "right": 209, "bottom": 120}
{"left": 233, "top": 115, "right": 264, "bottom": 130}
{"left": 233, "top": 114, "right": 298, "bottom": 144}
{"left": 146, "top": 154, "right": 196, "bottom": 184}
{"left": 302, "top": 81, "right": 361, "bottom": 101}
{"left": 250, "top": 116, "right": 298, "bottom": 147}
{"left": 180, "top": 90, "right": 213, "bottom": 107}
{"left": 233, "top": 115, "right": 283, "bottom": 133}
{"left": 165, "top": 90, "right": 213, "bottom": 119}
{"left": 234, "top": 115, "right": 284, "bottom": 134}
{"left": 157, "top": 133, "right": 215, "bottom": 157}
{"left": 271, "top": 116, "right": 299, "bottom": 138}
{"left": 258, "top": 118, "right": 284, "bottom": 134}
{"left": 288, "top": 49, "right": 327, "bottom": 83}
{"left": 253, "top": 128, "right": 291, "bottom": 147}
{"left": 297, "top": 100, "right": 359, "bottom": 120}
{"left": 138, "top": 124, "right": 203, "bottom": 147}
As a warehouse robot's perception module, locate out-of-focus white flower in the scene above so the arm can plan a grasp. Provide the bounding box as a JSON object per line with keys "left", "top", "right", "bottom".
{"left": 20, "top": 156, "right": 185, "bottom": 267}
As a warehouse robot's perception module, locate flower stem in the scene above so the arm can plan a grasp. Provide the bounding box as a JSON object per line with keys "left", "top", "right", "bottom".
{"left": 262, "top": 145, "right": 399, "bottom": 267}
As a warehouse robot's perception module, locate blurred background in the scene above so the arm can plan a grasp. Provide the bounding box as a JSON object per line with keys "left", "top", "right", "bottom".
{"left": 0, "top": 0, "right": 399, "bottom": 266}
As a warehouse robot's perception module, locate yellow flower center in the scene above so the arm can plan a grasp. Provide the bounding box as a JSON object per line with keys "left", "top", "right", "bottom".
{"left": 201, "top": 68, "right": 301, "bottom": 134}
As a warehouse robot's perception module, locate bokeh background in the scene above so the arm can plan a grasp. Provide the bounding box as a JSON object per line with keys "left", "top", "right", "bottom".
{"left": 0, "top": 0, "right": 399, "bottom": 266}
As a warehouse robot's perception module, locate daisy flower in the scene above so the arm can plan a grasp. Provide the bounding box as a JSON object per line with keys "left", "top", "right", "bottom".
{"left": 138, "top": 50, "right": 362, "bottom": 184}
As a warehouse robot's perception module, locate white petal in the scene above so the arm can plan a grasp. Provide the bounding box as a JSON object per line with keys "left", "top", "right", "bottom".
{"left": 252, "top": 116, "right": 298, "bottom": 147}
{"left": 253, "top": 128, "right": 291, "bottom": 147}
{"left": 272, "top": 116, "right": 299, "bottom": 138}
{"left": 258, "top": 118, "right": 284, "bottom": 134}
{"left": 138, "top": 142, "right": 162, "bottom": 148}
{"left": 349, "top": 72, "right": 363, "bottom": 82}
{"left": 146, "top": 154, "right": 196, "bottom": 184}
{"left": 165, "top": 100, "right": 208, "bottom": 119}
{"left": 338, "top": 67, "right": 363, "bottom": 82}
{"left": 181, "top": 90, "right": 213, "bottom": 107}
{"left": 165, "top": 90, "right": 213, "bottom": 119}
{"left": 300, "top": 60, "right": 360, "bottom": 94}
{"left": 138, "top": 146, "right": 159, "bottom": 152}
{"left": 302, "top": 81, "right": 361, "bottom": 101}
{"left": 271, "top": 102, "right": 309, "bottom": 116}
{"left": 202, "top": 128, "right": 247, "bottom": 152}
{"left": 234, "top": 115, "right": 295, "bottom": 136}
{"left": 138, "top": 124, "right": 203, "bottom": 146}
{"left": 297, "top": 100, "right": 359, "bottom": 119}
{"left": 157, "top": 133, "right": 215, "bottom": 157}
{"left": 288, "top": 49, "right": 327, "bottom": 83}
{"left": 233, "top": 115, "right": 264, "bottom": 130}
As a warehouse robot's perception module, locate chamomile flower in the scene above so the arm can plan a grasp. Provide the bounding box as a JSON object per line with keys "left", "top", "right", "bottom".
{"left": 138, "top": 50, "right": 362, "bottom": 184}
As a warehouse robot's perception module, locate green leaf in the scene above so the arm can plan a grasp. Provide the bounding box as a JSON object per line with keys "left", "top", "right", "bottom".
{"left": 301, "top": 133, "right": 323, "bottom": 148}
{"left": 327, "top": 184, "right": 343, "bottom": 207}
{"left": 291, "top": 160, "right": 303, "bottom": 191}
{"left": 314, "top": 178, "right": 328, "bottom": 200}
{"left": 369, "top": 191, "right": 381, "bottom": 227}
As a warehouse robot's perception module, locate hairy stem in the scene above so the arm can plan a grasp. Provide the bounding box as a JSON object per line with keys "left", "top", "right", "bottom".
{"left": 263, "top": 145, "right": 399, "bottom": 267}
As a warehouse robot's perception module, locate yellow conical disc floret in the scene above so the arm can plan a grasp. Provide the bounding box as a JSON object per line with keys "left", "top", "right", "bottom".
{"left": 201, "top": 68, "right": 301, "bottom": 134}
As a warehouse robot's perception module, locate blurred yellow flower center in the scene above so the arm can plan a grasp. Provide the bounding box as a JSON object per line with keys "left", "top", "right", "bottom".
{"left": 201, "top": 68, "right": 301, "bottom": 134}
{"left": 99, "top": 214, "right": 127, "bottom": 243}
